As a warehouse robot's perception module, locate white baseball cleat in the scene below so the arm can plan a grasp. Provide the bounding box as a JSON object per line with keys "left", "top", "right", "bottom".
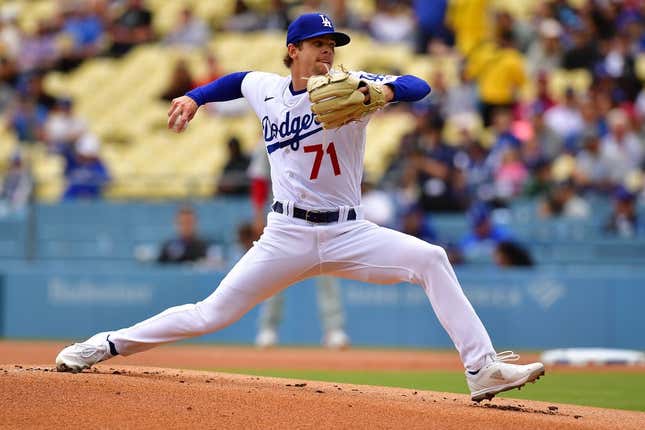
{"left": 56, "top": 332, "right": 116, "bottom": 373}
{"left": 466, "top": 351, "right": 545, "bottom": 402}
{"left": 255, "top": 328, "right": 278, "bottom": 348}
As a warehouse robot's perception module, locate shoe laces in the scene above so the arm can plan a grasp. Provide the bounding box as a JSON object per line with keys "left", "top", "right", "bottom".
{"left": 493, "top": 351, "right": 520, "bottom": 362}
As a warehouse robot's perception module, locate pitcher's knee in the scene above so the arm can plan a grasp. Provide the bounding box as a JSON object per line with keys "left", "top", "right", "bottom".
{"left": 424, "top": 244, "right": 450, "bottom": 266}
{"left": 195, "top": 301, "right": 246, "bottom": 334}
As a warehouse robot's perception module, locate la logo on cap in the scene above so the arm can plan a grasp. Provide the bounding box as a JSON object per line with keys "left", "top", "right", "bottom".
{"left": 320, "top": 14, "right": 332, "bottom": 28}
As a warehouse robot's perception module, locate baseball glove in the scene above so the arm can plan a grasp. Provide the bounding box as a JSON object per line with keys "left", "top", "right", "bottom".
{"left": 307, "top": 67, "right": 387, "bottom": 129}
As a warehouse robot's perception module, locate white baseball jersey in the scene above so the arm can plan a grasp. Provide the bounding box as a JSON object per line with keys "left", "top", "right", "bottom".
{"left": 241, "top": 71, "right": 398, "bottom": 210}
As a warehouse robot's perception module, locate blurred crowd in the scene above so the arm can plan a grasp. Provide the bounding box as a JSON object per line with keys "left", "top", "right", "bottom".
{"left": 1, "top": 0, "right": 644, "bottom": 260}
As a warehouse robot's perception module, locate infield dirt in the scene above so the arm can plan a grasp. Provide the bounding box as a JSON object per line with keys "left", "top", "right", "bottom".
{"left": 1, "top": 341, "right": 643, "bottom": 429}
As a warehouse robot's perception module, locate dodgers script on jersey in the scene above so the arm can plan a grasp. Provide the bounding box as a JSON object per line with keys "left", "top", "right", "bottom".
{"left": 241, "top": 71, "right": 397, "bottom": 211}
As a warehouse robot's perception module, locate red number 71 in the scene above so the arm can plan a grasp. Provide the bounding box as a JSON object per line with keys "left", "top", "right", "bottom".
{"left": 304, "top": 142, "right": 341, "bottom": 180}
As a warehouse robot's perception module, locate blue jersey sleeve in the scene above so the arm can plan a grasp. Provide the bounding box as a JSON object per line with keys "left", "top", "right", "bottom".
{"left": 387, "top": 75, "right": 431, "bottom": 102}
{"left": 185, "top": 71, "right": 251, "bottom": 106}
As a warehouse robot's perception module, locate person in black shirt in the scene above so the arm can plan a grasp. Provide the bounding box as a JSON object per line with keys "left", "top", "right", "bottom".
{"left": 216, "top": 136, "right": 251, "bottom": 196}
{"left": 158, "top": 206, "right": 209, "bottom": 264}
{"left": 108, "top": 0, "right": 154, "bottom": 57}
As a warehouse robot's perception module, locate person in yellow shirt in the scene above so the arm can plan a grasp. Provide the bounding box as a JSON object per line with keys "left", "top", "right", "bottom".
{"left": 447, "top": 0, "right": 490, "bottom": 55}
{"left": 466, "top": 30, "right": 526, "bottom": 126}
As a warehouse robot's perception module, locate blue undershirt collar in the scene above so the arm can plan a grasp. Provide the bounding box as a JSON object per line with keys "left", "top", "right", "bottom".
{"left": 289, "top": 81, "right": 307, "bottom": 96}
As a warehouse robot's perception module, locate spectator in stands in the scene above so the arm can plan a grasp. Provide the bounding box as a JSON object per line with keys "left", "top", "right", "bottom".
{"left": 194, "top": 53, "right": 224, "bottom": 87}
{"left": 408, "top": 115, "right": 468, "bottom": 213}
{"left": 487, "top": 108, "right": 522, "bottom": 169}
{"left": 0, "top": 11, "right": 21, "bottom": 62}
{"left": 19, "top": 72, "right": 57, "bottom": 112}
{"left": 216, "top": 136, "right": 251, "bottom": 196}
{"left": 398, "top": 204, "right": 437, "bottom": 243}
{"left": 600, "top": 108, "right": 643, "bottom": 184}
{"left": 228, "top": 221, "right": 256, "bottom": 264}
{"left": 17, "top": 19, "right": 59, "bottom": 74}
{"left": 162, "top": 57, "right": 197, "bottom": 95}
{"left": 529, "top": 102, "right": 561, "bottom": 161}
{"left": 578, "top": 95, "right": 604, "bottom": 138}
{"left": 523, "top": 157, "right": 553, "bottom": 198}
{"left": 455, "top": 130, "right": 493, "bottom": 203}
{"left": 264, "top": 0, "right": 290, "bottom": 31}
{"left": 458, "top": 202, "right": 514, "bottom": 263}
{"left": 7, "top": 97, "right": 47, "bottom": 143}
{"left": 443, "top": 65, "right": 479, "bottom": 119}
{"left": 574, "top": 130, "right": 611, "bottom": 192}
{"left": 604, "top": 186, "right": 641, "bottom": 238}
{"left": 0, "top": 71, "right": 15, "bottom": 114}
{"left": 380, "top": 139, "right": 417, "bottom": 209}
{"left": 0, "top": 150, "right": 33, "bottom": 212}
{"left": 539, "top": 179, "right": 590, "bottom": 219}
{"left": 588, "top": 0, "right": 620, "bottom": 41}
{"left": 494, "top": 9, "right": 533, "bottom": 53}
{"left": 562, "top": 23, "right": 599, "bottom": 71}
{"left": 445, "top": 0, "right": 488, "bottom": 54}
{"left": 224, "top": 0, "right": 264, "bottom": 32}
{"left": 544, "top": 87, "right": 585, "bottom": 142}
{"left": 62, "top": 133, "right": 110, "bottom": 200}
{"left": 598, "top": 34, "right": 641, "bottom": 102}
{"left": 526, "top": 18, "right": 563, "bottom": 77}
{"left": 58, "top": 1, "right": 105, "bottom": 71}
{"left": 368, "top": 0, "right": 415, "bottom": 45}
{"left": 361, "top": 175, "right": 395, "bottom": 228}
{"left": 637, "top": 87, "right": 645, "bottom": 124}
{"left": 44, "top": 98, "right": 87, "bottom": 152}
{"left": 324, "top": 0, "right": 364, "bottom": 31}
{"left": 426, "top": 70, "right": 449, "bottom": 113}
{"left": 158, "top": 205, "right": 209, "bottom": 264}
{"left": 466, "top": 29, "right": 526, "bottom": 126}
{"left": 531, "top": 71, "right": 557, "bottom": 114}
{"left": 107, "top": 0, "right": 154, "bottom": 57}
{"left": 493, "top": 241, "right": 534, "bottom": 267}
{"left": 160, "top": 59, "right": 195, "bottom": 102}
{"left": 515, "top": 120, "right": 541, "bottom": 168}
{"left": 163, "top": 7, "right": 210, "bottom": 48}
{"left": 413, "top": 0, "right": 452, "bottom": 54}
{"left": 494, "top": 146, "right": 528, "bottom": 200}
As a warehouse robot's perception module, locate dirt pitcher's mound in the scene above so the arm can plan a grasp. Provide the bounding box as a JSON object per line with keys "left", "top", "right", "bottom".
{"left": 0, "top": 365, "right": 642, "bottom": 429}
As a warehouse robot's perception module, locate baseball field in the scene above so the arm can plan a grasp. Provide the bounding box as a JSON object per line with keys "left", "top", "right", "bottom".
{"left": 1, "top": 341, "right": 643, "bottom": 429}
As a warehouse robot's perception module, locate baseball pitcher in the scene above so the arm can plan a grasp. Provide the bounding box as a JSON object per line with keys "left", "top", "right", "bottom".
{"left": 56, "top": 13, "right": 544, "bottom": 402}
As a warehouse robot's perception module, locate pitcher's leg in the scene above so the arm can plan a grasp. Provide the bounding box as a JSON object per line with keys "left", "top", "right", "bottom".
{"left": 323, "top": 222, "right": 495, "bottom": 371}
{"left": 110, "top": 235, "right": 320, "bottom": 355}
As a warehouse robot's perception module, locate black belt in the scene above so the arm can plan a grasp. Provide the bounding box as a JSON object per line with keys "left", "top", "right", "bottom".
{"left": 272, "top": 201, "right": 356, "bottom": 224}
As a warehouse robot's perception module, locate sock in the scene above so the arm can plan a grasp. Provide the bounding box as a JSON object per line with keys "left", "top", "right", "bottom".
{"left": 107, "top": 335, "right": 119, "bottom": 356}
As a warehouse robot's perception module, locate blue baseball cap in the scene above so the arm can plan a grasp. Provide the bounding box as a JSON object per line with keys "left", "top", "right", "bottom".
{"left": 286, "top": 13, "right": 350, "bottom": 47}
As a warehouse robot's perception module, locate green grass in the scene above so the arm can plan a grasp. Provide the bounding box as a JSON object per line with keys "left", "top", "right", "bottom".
{"left": 211, "top": 368, "right": 645, "bottom": 412}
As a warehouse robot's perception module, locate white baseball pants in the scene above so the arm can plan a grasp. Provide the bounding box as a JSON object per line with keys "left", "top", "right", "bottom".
{"left": 109, "top": 212, "right": 495, "bottom": 371}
